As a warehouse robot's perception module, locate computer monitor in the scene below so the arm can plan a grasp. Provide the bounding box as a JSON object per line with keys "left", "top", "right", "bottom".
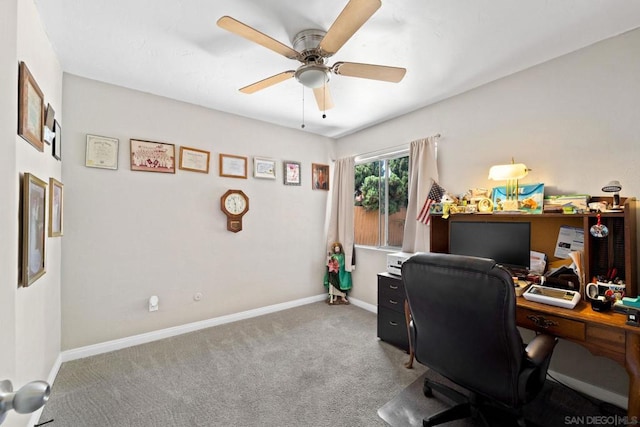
{"left": 449, "top": 221, "right": 531, "bottom": 271}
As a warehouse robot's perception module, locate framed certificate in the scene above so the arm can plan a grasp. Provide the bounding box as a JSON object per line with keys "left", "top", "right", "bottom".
{"left": 219, "top": 154, "right": 248, "bottom": 179}
{"left": 86, "top": 134, "right": 119, "bottom": 170}
{"left": 253, "top": 157, "right": 276, "bottom": 179}
{"left": 179, "top": 146, "right": 210, "bottom": 173}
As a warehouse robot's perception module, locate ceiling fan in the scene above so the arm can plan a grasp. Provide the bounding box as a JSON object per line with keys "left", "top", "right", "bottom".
{"left": 217, "top": 0, "right": 406, "bottom": 112}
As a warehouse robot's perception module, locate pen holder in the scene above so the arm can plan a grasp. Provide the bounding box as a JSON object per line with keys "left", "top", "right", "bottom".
{"left": 590, "top": 296, "right": 612, "bottom": 312}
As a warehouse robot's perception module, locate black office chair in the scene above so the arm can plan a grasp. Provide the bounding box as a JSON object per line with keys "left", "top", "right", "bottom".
{"left": 402, "top": 253, "right": 557, "bottom": 427}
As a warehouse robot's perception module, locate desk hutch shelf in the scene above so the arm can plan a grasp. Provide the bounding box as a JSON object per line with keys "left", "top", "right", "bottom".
{"left": 429, "top": 197, "right": 639, "bottom": 297}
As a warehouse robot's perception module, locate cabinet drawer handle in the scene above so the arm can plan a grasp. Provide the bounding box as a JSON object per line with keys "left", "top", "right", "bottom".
{"left": 526, "top": 315, "right": 558, "bottom": 329}
{"left": 389, "top": 321, "right": 398, "bottom": 326}
{"left": 389, "top": 285, "right": 399, "bottom": 290}
{"left": 389, "top": 299, "right": 398, "bottom": 305}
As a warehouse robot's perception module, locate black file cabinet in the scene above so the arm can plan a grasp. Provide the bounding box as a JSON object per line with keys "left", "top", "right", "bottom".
{"left": 377, "top": 272, "right": 409, "bottom": 352}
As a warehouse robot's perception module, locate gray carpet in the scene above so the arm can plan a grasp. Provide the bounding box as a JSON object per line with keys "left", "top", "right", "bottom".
{"left": 38, "top": 302, "right": 427, "bottom": 427}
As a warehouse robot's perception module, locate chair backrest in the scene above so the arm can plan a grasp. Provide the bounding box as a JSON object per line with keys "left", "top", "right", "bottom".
{"left": 402, "top": 252, "right": 525, "bottom": 407}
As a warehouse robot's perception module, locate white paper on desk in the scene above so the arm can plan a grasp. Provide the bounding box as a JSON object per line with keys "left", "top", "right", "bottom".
{"left": 554, "top": 226, "right": 584, "bottom": 259}
{"left": 530, "top": 250, "right": 547, "bottom": 275}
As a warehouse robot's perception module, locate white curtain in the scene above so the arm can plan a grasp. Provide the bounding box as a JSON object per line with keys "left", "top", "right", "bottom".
{"left": 402, "top": 136, "right": 439, "bottom": 253}
{"left": 326, "top": 157, "right": 355, "bottom": 271}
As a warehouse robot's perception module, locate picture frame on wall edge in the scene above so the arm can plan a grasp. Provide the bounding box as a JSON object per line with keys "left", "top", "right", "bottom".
{"left": 52, "top": 120, "right": 62, "bottom": 160}
{"left": 48, "top": 178, "right": 63, "bottom": 237}
{"left": 18, "top": 62, "right": 45, "bottom": 152}
{"left": 21, "top": 173, "right": 47, "bottom": 287}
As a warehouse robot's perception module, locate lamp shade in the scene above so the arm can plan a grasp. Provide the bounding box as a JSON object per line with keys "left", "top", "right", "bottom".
{"left": 602, "top": 180, "right": 622, "bottom": 192}
{"left": 488, "top": 163, "right": 528, "bottom": 180}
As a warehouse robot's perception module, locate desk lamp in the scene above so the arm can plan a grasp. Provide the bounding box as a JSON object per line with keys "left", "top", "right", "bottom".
{"left": 602, "top": 180, "right": 622, "bottom": 209}
{"left": 0, "top": 380, "right": 50, "bottom": 424}
{"left": 488, "top": 160, "right": 529, "bottom": 211}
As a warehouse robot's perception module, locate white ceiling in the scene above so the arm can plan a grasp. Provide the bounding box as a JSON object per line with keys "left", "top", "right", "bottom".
{"left": 34, "top": 0, "right": 640, "bottom": 139}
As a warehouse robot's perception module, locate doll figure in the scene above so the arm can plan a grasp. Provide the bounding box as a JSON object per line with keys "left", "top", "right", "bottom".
{"left": 323, "top": 242, "right": 352, "bottom": 304}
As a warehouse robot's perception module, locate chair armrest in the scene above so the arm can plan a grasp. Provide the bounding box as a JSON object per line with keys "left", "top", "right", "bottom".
{"left": 525, "top": 334, "right": 558, "bottom": 366}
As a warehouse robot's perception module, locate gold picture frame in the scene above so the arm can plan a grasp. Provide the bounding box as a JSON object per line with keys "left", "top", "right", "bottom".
{"left": 130, "top": 139, "right": 176, "bottom": 173}
{"left": 219, "top": 153, "right": 248, "bottom": 179}
{"left": 21, "top": 173, "right": 47, "bottom": 286}
{"left": 179, "top": 146, "right": 210, "bottom": 173}
{"left": 312, "top": 163, "right": 329, "bottom": 190}
{"left": 48, "top": 178, "right": 63, "bottom": 237}
{"left": 18, "top": 62, "right": 45, "bottom": 152}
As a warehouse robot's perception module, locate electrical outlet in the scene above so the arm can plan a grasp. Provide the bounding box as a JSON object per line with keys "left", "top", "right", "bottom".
{"left": 194, "top": 292, "right": 202, "bottom": 301}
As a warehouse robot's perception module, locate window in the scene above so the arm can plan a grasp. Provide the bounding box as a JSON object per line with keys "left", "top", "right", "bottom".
{"left": 354, "top": 151, "right": 409, "bottom": 248}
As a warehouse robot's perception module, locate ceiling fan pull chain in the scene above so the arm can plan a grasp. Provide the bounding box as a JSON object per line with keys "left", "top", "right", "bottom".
{"left": 301, "top": 86, "right": 306, "bottom": 129}
{"left": 322, "top": 84, "right": 327, "bottom": 119}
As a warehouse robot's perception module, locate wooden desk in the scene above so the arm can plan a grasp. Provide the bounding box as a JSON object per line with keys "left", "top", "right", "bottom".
{"left": 404, "top": 297, "right": 640, "bottom": 418}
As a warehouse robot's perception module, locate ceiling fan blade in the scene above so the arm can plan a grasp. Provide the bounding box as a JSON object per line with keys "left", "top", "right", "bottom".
{"left": 239, "top": 71, "right": 295, "bottom": 94}
{"left": 217, "top": 16, "right": 300, "bottom": 60}
{"left": 319, "top": 0, "right": 381, "bottom": 56}
{"left": 313, "top": 85, "right": 335, "bottom": 111}
{"left": 332, "top": 62, "right": 406, "bottom": 83}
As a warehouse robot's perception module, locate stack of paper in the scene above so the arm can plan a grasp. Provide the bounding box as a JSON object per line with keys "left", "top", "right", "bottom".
{"left": 544, "top": 195, "right": 590, "bottom": 214}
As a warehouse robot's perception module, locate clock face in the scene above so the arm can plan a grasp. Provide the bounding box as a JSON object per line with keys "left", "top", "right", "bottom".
{"left": 224, "top": 193, "right": 247, "bottom": 215}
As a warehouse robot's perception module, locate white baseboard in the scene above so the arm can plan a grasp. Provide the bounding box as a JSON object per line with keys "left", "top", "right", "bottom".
{"left": 349, "top": 297, "right": 377, "bottom": 313}
{"left": 60, "top": 294, "right": 328, "bottom": 362}
{"left": 547, "top": 369, "right": 628, "bottom": 410}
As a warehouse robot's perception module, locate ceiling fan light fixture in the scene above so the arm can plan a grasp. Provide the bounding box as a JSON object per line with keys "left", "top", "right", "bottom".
{"left": 295, "top": 65, "right": 330, "bottom": 88}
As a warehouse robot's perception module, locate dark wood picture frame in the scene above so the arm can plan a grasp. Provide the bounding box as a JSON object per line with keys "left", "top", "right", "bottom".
{"left": 130, "top": 139, "right": 176, "bottom": 173}
{"left": 18, "top": 62, "right": 45, "bottom": 152}
{"left": 312, "top": 163, "right": 329, "bottom": 190}
{"left": 52, "top": 120, "right": 62, "bottom": 160}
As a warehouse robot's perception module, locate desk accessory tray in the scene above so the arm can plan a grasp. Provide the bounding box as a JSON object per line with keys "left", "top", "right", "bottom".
{"left": 522, "top": 284, "right": 581, "bottom": 309}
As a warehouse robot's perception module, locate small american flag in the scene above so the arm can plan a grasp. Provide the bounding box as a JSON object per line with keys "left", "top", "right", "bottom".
{"left": 417, "top": 181, "right": 445, "bottom": 224}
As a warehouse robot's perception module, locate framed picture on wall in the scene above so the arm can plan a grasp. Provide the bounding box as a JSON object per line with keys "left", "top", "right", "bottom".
{"left": 48, "top": 178, "right": 63, "bottom": 237}
{"left": 21, "top": 173, "right": 47, "bottom": 286}
{"left": 130, "top": 139, "right": 176, "bottom": 173}
{"left": 52, "top": 120, "right": 62, "bottom": 160}
{"left": 283, "top": 161, "right": 301, "bottom": 186}
{"left": 179, "top": 146, "right": 210, "bottom": 173}
{"left": 86, "top": 134, "right": 119, "bottom": 169}
{"left": 18, "top": 62, "right": 45, "bottom": 152}
{"left": 253, "top": 157, "right": 276, "bottom": 179}
{"left": 312, "top": 163, "right": 329, "bottom": 190}
{"left": 219, "top": 153, "right": 248, "bottom": 178}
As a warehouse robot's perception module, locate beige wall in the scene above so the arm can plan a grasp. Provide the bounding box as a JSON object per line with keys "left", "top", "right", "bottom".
{"left": 339, "top": 29, "right": 640, "bottom": 399}
{"left": 60, "top": 75, "right": 334, "bottom": 349}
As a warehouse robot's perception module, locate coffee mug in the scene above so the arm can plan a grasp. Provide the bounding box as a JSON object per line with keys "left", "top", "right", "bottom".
{"left": 586, "top": 282, "right": 625, "bottom": 300}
